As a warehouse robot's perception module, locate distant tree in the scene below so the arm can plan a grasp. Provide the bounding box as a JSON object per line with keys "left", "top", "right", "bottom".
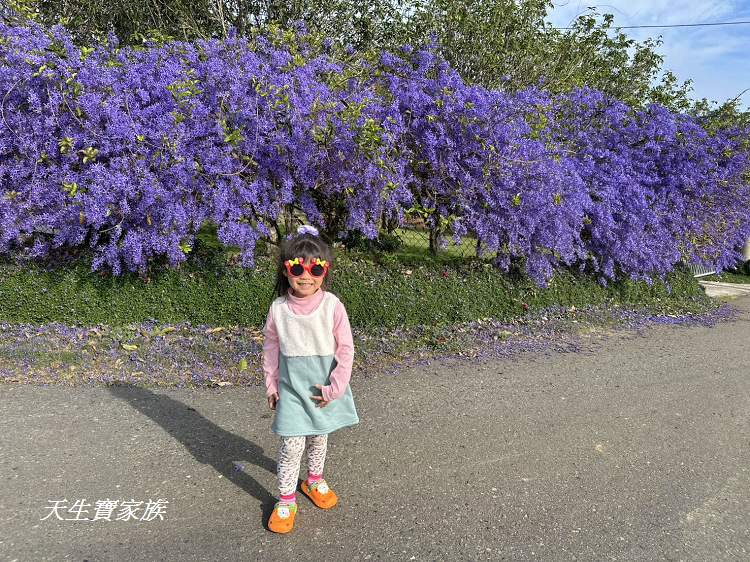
{"left": 3, "top": 0, "right": 412, "bottom": 47}
{"left": 406, "top": 2, "right": 693, "bottom": 110}
{"left": 691, "top": 90, "right": 750, "bottom": 136}
{"left": 0, "top": 0, "right": 705, "bottom": 111}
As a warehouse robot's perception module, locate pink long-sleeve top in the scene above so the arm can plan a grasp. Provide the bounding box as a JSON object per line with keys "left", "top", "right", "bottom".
{"left": 262, "top": 289, "right": 354, "bottom": 403}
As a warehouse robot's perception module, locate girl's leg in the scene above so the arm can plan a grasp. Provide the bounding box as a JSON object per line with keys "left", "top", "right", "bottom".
{"left": 305, "top": 434, "right": 328, "bottom": 482}
{"left": 277, "top": 436, "right": 306, "bottom": 503}
{"left": 301, "top": 434, "right": 337, "bottom": 509}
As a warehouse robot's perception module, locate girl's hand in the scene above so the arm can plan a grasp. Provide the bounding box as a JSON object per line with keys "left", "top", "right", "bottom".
{"left": 310, "top": 384, "right": 330, "bottom": 408}
{"left": 268, "top": 392, "right": 279, "bottom": 410}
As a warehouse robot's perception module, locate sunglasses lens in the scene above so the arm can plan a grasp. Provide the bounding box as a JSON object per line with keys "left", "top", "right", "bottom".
{"left": 311, "top": 264, "right": 325, "bottom": 277}
{"left": 289, "top": 263, "right": 304, "bottom": 276}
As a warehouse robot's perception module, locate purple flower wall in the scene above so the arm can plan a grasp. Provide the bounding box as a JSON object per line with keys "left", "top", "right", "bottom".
{"left": 1, "top": 22, "right": 749, "bottom": 283}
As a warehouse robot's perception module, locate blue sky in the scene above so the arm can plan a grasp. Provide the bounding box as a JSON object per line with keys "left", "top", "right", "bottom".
{"left": 546, "top": 1, "right": 750, "bottom": 109}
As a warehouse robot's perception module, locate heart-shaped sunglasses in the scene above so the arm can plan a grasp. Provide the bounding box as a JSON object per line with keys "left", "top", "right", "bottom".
{"left": 284, "top": 257, "right": 329, "bottom": 278}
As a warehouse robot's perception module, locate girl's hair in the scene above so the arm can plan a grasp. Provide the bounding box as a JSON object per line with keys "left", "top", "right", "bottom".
{"left": 273, "top": 232, "right": 334, "bottom": 298}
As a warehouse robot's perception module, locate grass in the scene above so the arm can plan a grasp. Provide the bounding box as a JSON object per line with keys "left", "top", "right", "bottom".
{"left": 0, "top": 239, "right": 730, "bottom": 389}
{"left": 702, "top": 269, "right": 750, "bottom": 284}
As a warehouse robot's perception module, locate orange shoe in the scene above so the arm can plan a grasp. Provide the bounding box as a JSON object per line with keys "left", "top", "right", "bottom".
{"left": 300, "top": 479, "right": 338, "bottom": 509}
{"left": 267, "top": 502, "right": 297, "bottom": 533}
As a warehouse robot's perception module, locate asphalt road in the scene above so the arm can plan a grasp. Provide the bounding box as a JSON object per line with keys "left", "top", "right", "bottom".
{"left": 2, "top": 297, "right": 749, "bottom": 561}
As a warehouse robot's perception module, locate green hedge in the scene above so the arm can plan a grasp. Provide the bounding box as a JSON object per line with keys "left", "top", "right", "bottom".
{"left": 0, "top": 253, "right": 710, "bottom": 327}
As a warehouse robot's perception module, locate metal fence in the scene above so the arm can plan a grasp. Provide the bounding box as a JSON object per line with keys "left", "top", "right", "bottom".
{"left": 387, "top": 227, "right": 480, "bottom": 258}
{"left": 268, "top": 211, "right": 482, "bottom": 259}
{"left": 688, "top": 264, "right": 717, "bottom": 278}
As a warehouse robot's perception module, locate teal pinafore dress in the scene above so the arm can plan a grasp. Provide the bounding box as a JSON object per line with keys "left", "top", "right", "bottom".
{"left": 271, "top": 291, "right": 359, "bottom": 437}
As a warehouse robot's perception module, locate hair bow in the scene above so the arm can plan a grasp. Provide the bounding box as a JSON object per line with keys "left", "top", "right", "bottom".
{"left": 297, "top": 225, "right": 319, "bottom": 236}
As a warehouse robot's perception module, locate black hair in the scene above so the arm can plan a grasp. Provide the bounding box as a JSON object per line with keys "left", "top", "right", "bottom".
{"left": 273, "top": 232, "right": 334, "bottom": 298}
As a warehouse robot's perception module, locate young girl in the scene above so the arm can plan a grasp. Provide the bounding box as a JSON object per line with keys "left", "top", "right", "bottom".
{"left": 262, "top": 225, "right": 359, "bottom": 533}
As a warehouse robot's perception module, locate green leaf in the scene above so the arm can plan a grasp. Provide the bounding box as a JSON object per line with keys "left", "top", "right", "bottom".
{"left": 223, "top": 128, "right": 244, "bottom": 145}
{"left": 62, "top": 182, "right": 78, "bottom": 197}
{"left": 58, "top": 137, "right": 74, "bottom": 154}
{"left": 80, "top": 146, "right": 98, "bottom": 164}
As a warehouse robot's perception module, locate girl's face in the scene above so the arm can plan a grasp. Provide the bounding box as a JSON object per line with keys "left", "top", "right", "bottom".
{"left": 284, "top": 256, "right": 326, "bottom": 298}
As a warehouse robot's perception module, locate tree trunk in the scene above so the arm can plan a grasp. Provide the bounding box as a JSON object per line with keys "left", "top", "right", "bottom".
{"left": 283, "top": 204, "right": 294, "bottom": 235}
{"left": 429, "top": 228, "right": 440, "bottom": 255}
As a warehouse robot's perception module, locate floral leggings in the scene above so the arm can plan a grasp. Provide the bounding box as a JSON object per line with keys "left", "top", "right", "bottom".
{"left": 277, "top": 434, "right": 328, "bottom": 496}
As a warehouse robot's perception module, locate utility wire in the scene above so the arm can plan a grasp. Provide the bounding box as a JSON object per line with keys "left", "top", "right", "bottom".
{"left": 554, "top": 20, "right": 750, "bottom": 30}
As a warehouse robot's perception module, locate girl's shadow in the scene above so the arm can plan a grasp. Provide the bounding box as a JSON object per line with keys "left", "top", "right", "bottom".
{"left": 107, "top": 384, "right": 278, "bottom": 524}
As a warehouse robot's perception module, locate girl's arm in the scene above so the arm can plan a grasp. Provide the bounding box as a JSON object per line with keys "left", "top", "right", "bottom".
{"left": 321, "top": 301, "right": 354, "bottom": 402}
{"left": 262, "top": 310, "right": 280, "bottom": 397}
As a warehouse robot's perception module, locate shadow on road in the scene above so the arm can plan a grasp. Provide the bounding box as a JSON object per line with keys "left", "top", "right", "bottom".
{"left": 106, "top": 384, "right": 277, "bottom": 524}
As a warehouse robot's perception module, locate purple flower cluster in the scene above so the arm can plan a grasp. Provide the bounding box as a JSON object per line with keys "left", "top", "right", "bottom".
{"left": 551, "top": 88, "right": 750, "bottom": 281}
{"left": 1, "top": 22, "right": 748, "bottom": 283}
